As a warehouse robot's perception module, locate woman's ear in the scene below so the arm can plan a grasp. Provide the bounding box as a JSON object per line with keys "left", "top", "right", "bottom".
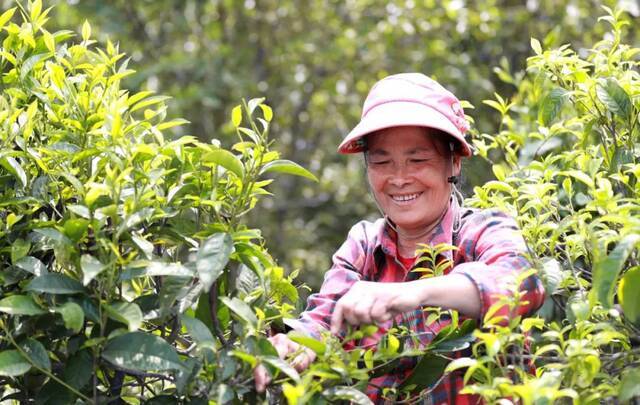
{"left": 453, "top": 154, "right": 462, "bottom": 177}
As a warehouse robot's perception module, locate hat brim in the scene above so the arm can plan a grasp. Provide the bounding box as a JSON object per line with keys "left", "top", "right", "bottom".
{"left": 338, "top": 101, "right": 472, "bottom": 156}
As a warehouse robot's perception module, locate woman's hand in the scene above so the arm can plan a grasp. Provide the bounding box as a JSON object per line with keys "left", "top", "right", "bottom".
{"left": 329, "top": 281, "right": 426, "bottom": 335}
{"left": 254, "top": 333, "right": 317, "bottom": 393}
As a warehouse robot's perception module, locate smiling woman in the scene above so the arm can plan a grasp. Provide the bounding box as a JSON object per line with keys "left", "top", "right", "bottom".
{"left": 254, "top": 73, "right": 546, "bottom": 404}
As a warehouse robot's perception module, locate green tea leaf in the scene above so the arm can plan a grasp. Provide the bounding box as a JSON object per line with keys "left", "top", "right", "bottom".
{"left": 619, "top": 367, "right": 640, "bottom": 403}
{"left": 260, "top": 159, "right": 318, "bottom": 182}
{"left": 590, "top": 234, "right": 640, "bottom": 309}
{"left": 538, "top": 88, "right": 567, "bottom": 126}
{"left": 202, "top": 149, "right": 244, "bottom": 178}
{"left": 0, "top": 350, "right": 31, "bottom": 377}
{"left": 231, "top": 105, "right": 242, "bottom": 127}
{"left": 0, "top": 8, "right": 16, "bottom": 29}
{"left": 26, "top": 274, "right": 85, "bottom": 295}
{"left": 54, "top": 302, "right": 85, "bottom": 333}
{"left": 0, "top": 156, "right": 27, "bottom": 188}
{"left": 20, "top": 338, "right": 50, "bottom": 372}
{"left": 182, "top": 315, "right": 216, "bottom": 351}
{"left": 81, "top": 254, "right": 106, "bottom": 286}
{"left": 102, "top": 332, "right": 182, "bottom": 372}
{"left": 10, "top": 239, "right": 31, "bottom": 264}
{"left": 322, "top": 386, "right": 372, "bottom": 405}
{"left": 15, "top": 256, "right": 47, "bottom": 276}
{"left": 619, "top": 266, "right": 640, "bottom": 325}
{"left": 0, "top": 295, "right": 45, "bottom": 315}
{"left": 104, "top": 301, "right": 143, "bottom": 332}
{"left": 288, "top": 331, "right": 326, "bottom": 355}
{"left": 196, "top": 233, "right": 233, "bottom": 291}
{"left": 220, "top": 297, "right": 257, "bottom": 327}
{"left": 262, "top": 356, "right": 300, "bottom": 384}
{"left": 596, "top": 78, "right": 632, "bottom": 119}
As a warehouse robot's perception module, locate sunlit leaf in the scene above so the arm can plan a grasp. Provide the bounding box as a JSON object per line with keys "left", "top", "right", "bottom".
{"left": 0, "top": 295, "right": 45, "bottom": 315}
{"left": 196, "top": 233, "right": 233, "bottom": 291}
{"left": 0, "top": 350, "right": 31, "bottom": 377}
{"left": 260, "top": 159, "right": 318, "bottom": 182}
{"left": 102, "top": 332, "right": 182, "bottom": 372}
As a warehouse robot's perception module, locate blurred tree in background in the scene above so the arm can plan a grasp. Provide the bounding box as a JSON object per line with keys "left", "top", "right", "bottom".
{"left": 20, "top": 0, "right": 638, "bottom": 290}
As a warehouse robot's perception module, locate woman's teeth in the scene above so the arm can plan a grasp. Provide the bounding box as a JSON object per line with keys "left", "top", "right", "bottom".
{"left": 391, "top": 193, "right": 420, "bottom": 202}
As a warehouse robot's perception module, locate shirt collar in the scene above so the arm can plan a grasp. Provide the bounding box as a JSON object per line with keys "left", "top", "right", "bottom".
{"left": 376, "top": 197, "right": 459, "bottom": 262}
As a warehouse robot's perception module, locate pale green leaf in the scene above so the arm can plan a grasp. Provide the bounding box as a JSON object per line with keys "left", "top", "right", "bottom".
{"left": 0, "top": 350, "right": 31, "bottom": 377}
{"left": 81, "top": 254, "right": 106, "bottom": 286}
{"left": 0, "top": 295, "right": 45, "bottom": 315}
{"left": 104, "top": 302, "right": 143, "bottom": 332}
{"left": 55, "top": 302, "right": 84, "bottom": 333}
{"left": 260, "top": 159, "right": 318, "bottom": 182}
{"left": 26, "top": 274, "right": 84, "bottom": 295}
{"left": 202, "top": 149, "right": 244, "bottom": 177}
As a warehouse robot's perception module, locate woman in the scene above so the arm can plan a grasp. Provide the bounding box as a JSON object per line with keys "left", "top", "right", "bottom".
{"left": 255, "top": 73, "right": 545, "bottom": 403}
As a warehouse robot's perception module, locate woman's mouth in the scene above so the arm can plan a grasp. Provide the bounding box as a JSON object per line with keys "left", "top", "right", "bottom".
{"left": 390, "top": 192, "right": 422, "bottom": 204}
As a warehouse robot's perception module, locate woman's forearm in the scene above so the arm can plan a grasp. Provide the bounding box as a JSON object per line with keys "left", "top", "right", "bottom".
{"left": 412, "top": 274, "right": 481, "bottom": 319}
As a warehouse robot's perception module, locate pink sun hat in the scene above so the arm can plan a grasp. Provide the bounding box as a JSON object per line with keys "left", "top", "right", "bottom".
{"left": 338, "top": 73, "right": 472, "bottom": 156}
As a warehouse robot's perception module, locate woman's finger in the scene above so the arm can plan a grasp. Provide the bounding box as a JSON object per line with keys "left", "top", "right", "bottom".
{"left": 254, "top": 364, "right": 270, "bottom": 393}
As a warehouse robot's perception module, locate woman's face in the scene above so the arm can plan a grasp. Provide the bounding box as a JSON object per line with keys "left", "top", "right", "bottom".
{"left": 366, "top": 126, "right": 460, "bottom": 235}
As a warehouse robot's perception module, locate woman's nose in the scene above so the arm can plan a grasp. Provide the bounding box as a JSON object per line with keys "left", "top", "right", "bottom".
{"left": 388, "top": 163, "right": 412, "bottom": 186}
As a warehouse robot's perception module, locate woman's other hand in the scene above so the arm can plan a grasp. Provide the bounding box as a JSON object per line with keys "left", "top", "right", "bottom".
{"left": 254, "top": 333, "right": 317, "bottom": 393}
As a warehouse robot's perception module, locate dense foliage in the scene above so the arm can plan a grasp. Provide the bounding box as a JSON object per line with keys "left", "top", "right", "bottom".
{"left": 38, "top": 0, "right": 640, "bottom": 291}
{"left": 1, "top": 1, "right": 639, "bottom": 404}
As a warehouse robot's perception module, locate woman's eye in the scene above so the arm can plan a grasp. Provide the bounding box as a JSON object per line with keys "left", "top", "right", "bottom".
{"left": 410, "top": 159, "right": 428, "bottom": 163}
{"left": 370, "top": 160, "right": 390, "bottom": 165}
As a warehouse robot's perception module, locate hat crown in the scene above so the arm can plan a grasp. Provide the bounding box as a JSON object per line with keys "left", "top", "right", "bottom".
{"left": 361, "top": 73, "right": 467, "bottom": 133}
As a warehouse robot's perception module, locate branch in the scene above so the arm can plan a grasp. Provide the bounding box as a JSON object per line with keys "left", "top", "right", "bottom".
{"left": 209, "top": 281, "right": 228, "bottom": 346}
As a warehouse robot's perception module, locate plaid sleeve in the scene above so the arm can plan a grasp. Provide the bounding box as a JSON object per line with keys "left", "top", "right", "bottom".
{"left": 284, "top": 223, "right": 369, "bottom": 338}
{"left": 451, "top": 209, "right": 545, "bottom": 323}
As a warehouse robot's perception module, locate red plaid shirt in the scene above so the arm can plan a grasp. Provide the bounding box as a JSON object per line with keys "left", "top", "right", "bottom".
{"left": 285, "top": 199, "right": 545, "bottom": 404}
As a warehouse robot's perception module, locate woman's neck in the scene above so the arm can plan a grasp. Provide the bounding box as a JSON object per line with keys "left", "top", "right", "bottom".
{"left": 396, "top": 222, "right": 439, "bottom": 257}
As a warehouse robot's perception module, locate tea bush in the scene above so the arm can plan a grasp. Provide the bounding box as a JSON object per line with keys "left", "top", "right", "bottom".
{"left": 449, "top": 7, "right": 640, "bottom": 403}
{"left": 0, "top": 2, "right": 473, "bottom": 404}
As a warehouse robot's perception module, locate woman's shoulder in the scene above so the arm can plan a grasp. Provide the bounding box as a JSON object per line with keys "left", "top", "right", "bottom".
{"left": 458, "top": 206, "right": 519, "bottom": 231}
{"left": 346, "top": 218, "right": 387, "bottom": 242}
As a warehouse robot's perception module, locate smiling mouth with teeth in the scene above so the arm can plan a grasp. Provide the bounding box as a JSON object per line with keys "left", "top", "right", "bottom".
{"left": 391, "top": 192, "right": 422, "bottom": 203}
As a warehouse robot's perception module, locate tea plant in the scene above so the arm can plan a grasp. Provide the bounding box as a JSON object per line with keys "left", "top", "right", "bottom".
{"left": 454, "top": 6, "right": 640, "bottom": 403}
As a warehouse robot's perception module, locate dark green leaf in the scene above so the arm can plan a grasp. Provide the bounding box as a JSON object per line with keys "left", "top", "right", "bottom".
{"left": 181, "top": 315, "right": 216, "bottom": 352}
{"left": 0, "top": 294, "right": 45, "bottom": 315}
{"left": 20, "top": 338, "right": 50, "bottom": 371}
{"left": 202, "top": 149, "right": 244, "bottom": 177}
{"left": 538, "top": 88, "right": 567, "bottom": 126}
{"left": 102, "top": 332, "right": 182, "bottom": 372}
{"left": 619, "top": 367, "right": 640, "bottom": 402}
{"left": 26, "top": 273, "right": 85, "bottom": 295}
{"left": 54, "top": 302, "right": 84, "bottom": 333}
{"left": 590, "top": 234, "right": 640, "bottom": 309}
{"left": 260, "top": 159, "right": 318, "bottom": 182}
{"left": 0, "top": 350, "right": 31, "bottom": 377}
{"left": 596, "top": 78, "right": 632, "bottom": 119}
{"left": 63, "top": 349, "right": 92, "bottom": 389}
{"left": 399, "top": 354, "right": 449, "bottom": 391}
{"left": 196, "top": 233, "right": 233, "bottom": 290}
